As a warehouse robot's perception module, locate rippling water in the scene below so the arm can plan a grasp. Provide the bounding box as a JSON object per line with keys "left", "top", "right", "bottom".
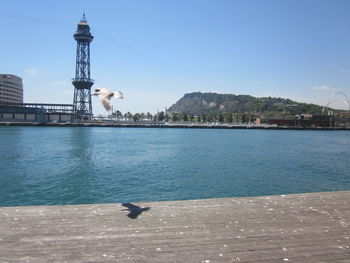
{"left": 0, "top": 126, "right": 349, "bottom": 206}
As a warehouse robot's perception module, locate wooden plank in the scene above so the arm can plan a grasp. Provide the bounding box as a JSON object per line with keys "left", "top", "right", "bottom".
{"left": 1, "top": 191, "right": 350, "bottom": 262}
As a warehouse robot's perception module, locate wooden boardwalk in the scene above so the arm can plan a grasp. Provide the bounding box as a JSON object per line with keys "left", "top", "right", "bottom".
{"left": 1, "top": 191, "right": 350, "bottom": 263}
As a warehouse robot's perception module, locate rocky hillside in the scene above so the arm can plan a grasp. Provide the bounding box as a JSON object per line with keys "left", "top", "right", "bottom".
{"left": 168, "top": 92, "right": 326, "bottom": 116}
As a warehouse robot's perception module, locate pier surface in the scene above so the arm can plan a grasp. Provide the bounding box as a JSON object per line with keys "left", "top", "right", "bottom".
{"left": 1, "top": 191, "right": 350, "bottom": 262}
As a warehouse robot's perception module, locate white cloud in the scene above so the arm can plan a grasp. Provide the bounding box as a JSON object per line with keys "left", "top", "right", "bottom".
{"left": 251, "top": 80, "right": 271, "bottom": 86}
{"left": 62, "top": 90, "right": 73, "bottom": 95}
{"left": 329, "top": 64, "right": 349, "bottom": 74}
{"left": 24, "top": 68, "right": 39, "bottom": 75}
{"left": 312, "top": 85, "right": 340, "bottom": 92}
{"left": 48, "top": 81, "right": 70, "bottom": 87}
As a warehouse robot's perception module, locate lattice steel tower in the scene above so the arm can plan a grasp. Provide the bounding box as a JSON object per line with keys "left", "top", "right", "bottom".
{"left": 72, "top": 14, "right": 94, "bottom": 120}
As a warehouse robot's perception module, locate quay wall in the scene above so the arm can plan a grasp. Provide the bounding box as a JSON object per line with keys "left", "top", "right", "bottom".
{"left": 1, "top": 121, "right": 350, "bottom": 130}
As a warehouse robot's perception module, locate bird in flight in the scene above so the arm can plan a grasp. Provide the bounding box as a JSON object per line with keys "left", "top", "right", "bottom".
{"left": 92, "top": 88, "right": 123, "bottom": 111}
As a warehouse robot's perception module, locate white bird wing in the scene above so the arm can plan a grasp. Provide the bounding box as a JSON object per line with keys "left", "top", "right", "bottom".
{"left": 95, "top": 88, "right": 122, "bottom": 111}
{"left": 100, "top": 97, "right": 111, "bottom": 111}
{"left": 113, "top": 91, "right": 123, "bottom": 99}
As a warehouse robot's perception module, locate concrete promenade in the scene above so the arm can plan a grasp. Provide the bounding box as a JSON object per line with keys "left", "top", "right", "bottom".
{"left": 1, "top": 191, "right": 350, "bottom": 262}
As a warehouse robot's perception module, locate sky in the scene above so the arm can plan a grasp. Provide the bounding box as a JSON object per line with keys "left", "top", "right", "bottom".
{"left": 1, "top": 0, "right": 350, "bottom": 115}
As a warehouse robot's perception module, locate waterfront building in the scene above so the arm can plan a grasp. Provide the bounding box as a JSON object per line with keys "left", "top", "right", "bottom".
{"left": 0, "top": 103, "right": 73, "bottom": 122}
{"left": 0, "top": 74, "right": 23, "bottom": 104}
{"left": 267, "top": 114, "right": 335, "bottom": 127}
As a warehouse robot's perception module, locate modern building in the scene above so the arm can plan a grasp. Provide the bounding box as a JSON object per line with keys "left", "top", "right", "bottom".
{"left": 0, "top": 74, "right": 23, "bottom": 104}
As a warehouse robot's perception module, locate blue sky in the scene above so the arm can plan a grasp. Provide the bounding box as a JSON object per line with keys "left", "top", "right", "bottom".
{"left": 1, "top": 0, "right": 350, "bottom": 114}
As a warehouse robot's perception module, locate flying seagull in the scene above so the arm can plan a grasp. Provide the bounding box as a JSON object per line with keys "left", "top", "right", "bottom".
{"left": 92, "top": 88, "right": 123, "bottom": 111}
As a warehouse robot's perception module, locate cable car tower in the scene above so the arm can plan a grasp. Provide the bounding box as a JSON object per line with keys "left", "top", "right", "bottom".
{"left": 72, "top": 14, "right": 94, "bottom": 120}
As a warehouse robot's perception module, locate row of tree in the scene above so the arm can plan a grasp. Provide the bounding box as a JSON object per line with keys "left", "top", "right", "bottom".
{"left": 97, "top": 111, "right": 258, "bottom": 123}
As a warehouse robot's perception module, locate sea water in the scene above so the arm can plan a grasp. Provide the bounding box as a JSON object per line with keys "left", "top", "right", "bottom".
{"left": 0, "top": 126, "right": 349, "bottom": 206}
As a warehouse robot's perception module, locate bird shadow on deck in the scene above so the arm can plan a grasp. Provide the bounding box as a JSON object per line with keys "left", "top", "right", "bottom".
{"left": 121, "top": 203, "right": 151, "bottom": 219}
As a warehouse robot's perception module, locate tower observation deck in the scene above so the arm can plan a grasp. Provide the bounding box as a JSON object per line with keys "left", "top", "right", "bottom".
{"left": 72, "top": 14, "right": 94, "bottom": 120}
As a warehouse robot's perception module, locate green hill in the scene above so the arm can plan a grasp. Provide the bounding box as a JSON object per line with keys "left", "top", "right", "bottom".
{"left": 168, "top": 92, "right": 327, "bottom": 117}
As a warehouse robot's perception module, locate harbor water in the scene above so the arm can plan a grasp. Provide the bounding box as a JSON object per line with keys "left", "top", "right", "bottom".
{"left": 0, "top": 126, "right": 349, "bottom": 206}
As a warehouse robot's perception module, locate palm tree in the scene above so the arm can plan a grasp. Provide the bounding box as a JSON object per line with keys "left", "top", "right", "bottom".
{"left": 172, "top": 112, "right": 178, "bottom": 122}
{"left": 183, "top": 114, "right": 188, "bottom": 122}
{"left": 158, "top": 111, "right": 165, "bottom": 122}
{"left": 133, "top": 113, "right": 140, "bottom": 122}
{"left": 116, "top": 110, "right": 123, "bottom": 121}
{"left": 127, "top": 112, "right": 133, "bottom": 121}
{"left": 140, "top": 113, "right": 145, "bottom": 121}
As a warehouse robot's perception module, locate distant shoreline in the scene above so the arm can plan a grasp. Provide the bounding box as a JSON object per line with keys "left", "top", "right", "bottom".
{"left": 1, "top": 121, "right": 349, "bottom": 130}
